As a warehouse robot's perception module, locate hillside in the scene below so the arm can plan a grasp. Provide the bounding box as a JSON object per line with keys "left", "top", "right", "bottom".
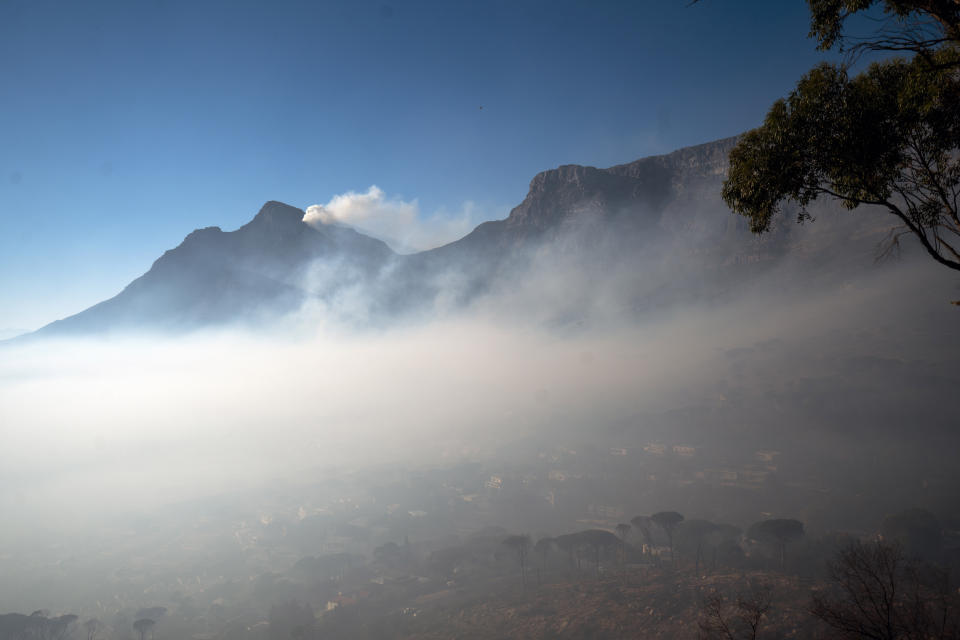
{"left": 395, "top": 570, "right": 818, "bottom": 640}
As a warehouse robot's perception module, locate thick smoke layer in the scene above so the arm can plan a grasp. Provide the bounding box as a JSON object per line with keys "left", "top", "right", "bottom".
{"left": 303, "top": 186, "right": 493, "bottom": 253}
{"left": 1, "top": 192, "right": 958, "bottom": 620}
{"left": 1, "top": 251, "right": 955, "bottom": 525}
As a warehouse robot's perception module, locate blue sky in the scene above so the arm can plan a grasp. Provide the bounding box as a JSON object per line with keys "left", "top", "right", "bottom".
{"left": 1, "top": 0, "right": 857, "bottom": 332}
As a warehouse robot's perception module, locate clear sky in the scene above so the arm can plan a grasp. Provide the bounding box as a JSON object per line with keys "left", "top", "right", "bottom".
{"left": 1, "top": 0, "right": 857, "bottom": 332}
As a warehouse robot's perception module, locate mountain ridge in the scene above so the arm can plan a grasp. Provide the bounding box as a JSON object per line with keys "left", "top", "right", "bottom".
{"left": 12, "top": 135, "right": 888, "bottom": 340}
{"left": 29, "top": 201, "right": 394, "bottom": 337}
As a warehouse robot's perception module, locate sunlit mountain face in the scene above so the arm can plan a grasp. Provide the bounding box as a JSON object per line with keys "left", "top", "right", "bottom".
{"left": 2, "top": 2, "right": 959, "bottom": 639}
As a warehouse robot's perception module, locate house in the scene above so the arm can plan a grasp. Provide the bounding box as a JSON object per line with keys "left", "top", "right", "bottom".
{"left": 672, "top": 445, "right": 696, "bottom": 458}
{"left": 589, "top": 504, "right": 624, "bottom": 519}
{"left": 755, "top": 450, "right": 780, "bottom": 463}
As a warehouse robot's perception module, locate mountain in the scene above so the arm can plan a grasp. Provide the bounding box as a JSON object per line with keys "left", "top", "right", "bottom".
{"left": 17, "top": 137, "right": 897, "bottom": 339}
{"left": 32, "top": 201, "right": 394, "bottom": 336}
{"left": 417, "top": 137, "right": 736, "bottom": 263}
{"left": 389, "top": 136, "right": 887, "bottom": 315}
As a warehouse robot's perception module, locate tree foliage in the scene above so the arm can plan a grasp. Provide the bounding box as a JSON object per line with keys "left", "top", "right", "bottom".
{"left": 630, "top": 514, "right": 654, "bottom": 548}
{"left": 748, "top": 519, "right": 804, "bottom": 569}
{"left": 554, "top": 529, "right": 621, "bottom": 576}
{"left": 502, "top": 534, "right": 532, "bottom": 587}
{"left": 0, "top": 612, "right": 79, "bottom": 640}
{"left": 676, "top": 519, "right": 720, "bottom": 574}
{"left": 880, "top": 508, "right": 943, "bottom": 562}
{"left": 579, "top": 529, "right": 621, "bottom": 577}
{"left": 808, "top": 0, "right": 960, "bottom": 64}
{"left": 534, "top": 536, "right": 557, "bottom": 573}
{"left": 83, "top": 618, "right": 102, "bottom": 640}
{"left": 133, "top": 618, "right": 155, "bottom": 640}
{"left": 652, "top": 511, "right": 685, "bottom": 564}
{"left": 720, "top": 1, "right": 960, "bottom": 274}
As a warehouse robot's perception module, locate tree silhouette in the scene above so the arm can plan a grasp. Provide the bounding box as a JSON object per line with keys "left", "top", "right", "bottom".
{"left": 502, "top": 534, "right": 531, "bottom": 589}
{"left": 0, "top": 612, "right": 78, "bottom": 640}
{"left": 811, "top": 539, "right": 960, "bottom": 639}
{"left": 706, "top": 524, "right": 743, "bottom": 572}
{"left": 83, "top": 618, "right": 102, "bottom": 640}
{"left": 693, "top": 1, "right": 960, "bottom": 65}
{"left": 135, "top": 607, "right": 166, "bottom": 622}
{"left": 748, "top": 519, "right": 804, "bottom": 570}
{"left": 133, "top": 618, "right": 155, "bottom": 640}
{"left": 553, "top": 530, "right": 620, "bottom": 577}
{"left": 534, "top": 536, "right": 557, "bottom": 576}
{"left": 49, "top": 613, "right": 78, "bottom": 640}
{"left": 630, "top": 515, "right": 654, "bottom": 551}
{"left": 651, "top": 511, "right": 684, "bottom": 565}
{"left": 677, "top": 519, "right": 719, "bottom": 575}
{"left": 615, "top": 523, "right": 632, "bottom": 569}
{"left": 880, "top": 508, "right": 942, "bottom": 562}
{"left": 578, "top": 529, "right": 621, "bottom": 578}
{"left": 806, "top": 0, "right": 960, "bottom": 66}
{"left": 555, "top": 533, "right": 582, "bottom": 570}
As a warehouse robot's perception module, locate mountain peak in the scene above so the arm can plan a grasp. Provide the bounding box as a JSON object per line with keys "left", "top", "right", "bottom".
{"left": 245, "top": 201, "right": 307, "bottom": 234}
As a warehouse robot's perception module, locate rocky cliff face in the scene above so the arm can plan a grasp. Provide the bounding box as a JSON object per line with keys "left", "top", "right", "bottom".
{"left": 433, "top": 137, "right": 739, "bottom": 257}
{"left": 399, "top": 137, "right": 785, "bottom": 296}
{"left": 507, "top": 136, "right": 737, "bottom": 232}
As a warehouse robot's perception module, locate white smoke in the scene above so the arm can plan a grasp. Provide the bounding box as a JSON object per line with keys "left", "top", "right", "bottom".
{"left": 303, "top": 186, "right": 493, "bottom": 253}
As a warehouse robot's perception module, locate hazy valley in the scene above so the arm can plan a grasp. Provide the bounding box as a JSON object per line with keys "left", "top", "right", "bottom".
{"left": 2, "top": 128, "right": 959, "bottom": 639}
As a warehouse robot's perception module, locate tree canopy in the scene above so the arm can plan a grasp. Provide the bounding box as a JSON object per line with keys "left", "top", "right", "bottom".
{"left": 720, "top": 1, "right": 960, "bottom": 274}
{"left": 0, "top": 612, "right": 79, "bottom": 640}
{"left": 879, "top": 507, "right": 942, "bottom": 561}
{"left": 651, "top": 511, "right": 685, "bottom": 534}
{"left": 502, "top": 534, "right": 532, "bottom": 586}
{"left": 652, "top": 511, "right": 685, "bottom": 564}
{"left": 630, "top": 515, "right": 654, "bottom": 547}
{"left": 748, "top": 519, "right": 804, "bottom": 568}
{"left": 676, "top": 519, "right": 720, "bottom": 574}
{"left": 133, "top": 618, "right": 155, "bottom": 640}
{"left": 807, "top": 0, "right": 960, "bottom": 61}
{"left": 748, "top": 518, "right": 804, "bottom": 542}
